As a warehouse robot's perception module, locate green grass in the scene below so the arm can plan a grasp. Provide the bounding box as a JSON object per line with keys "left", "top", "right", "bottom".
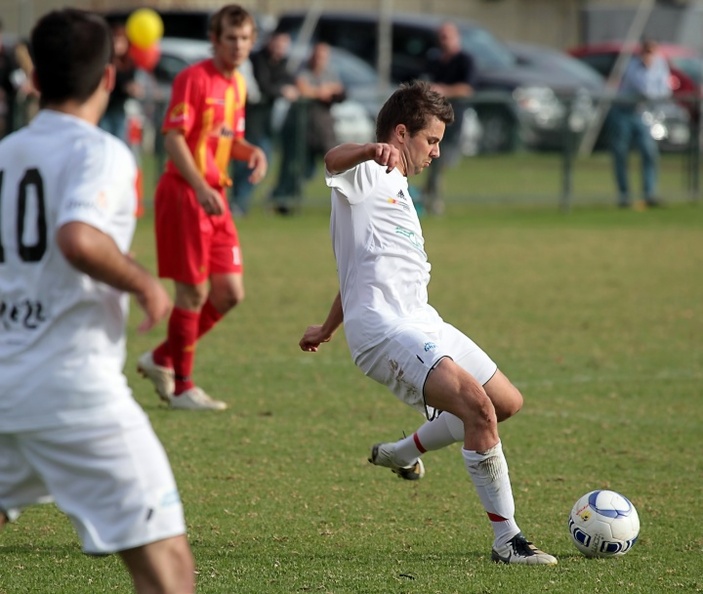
{"left": 1, "top": 156, "right": 703, "bottom": 593}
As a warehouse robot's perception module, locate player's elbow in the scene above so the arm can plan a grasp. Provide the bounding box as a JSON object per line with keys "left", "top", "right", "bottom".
{"left": 56, "top": 222, "right": 92, "bottom": 263}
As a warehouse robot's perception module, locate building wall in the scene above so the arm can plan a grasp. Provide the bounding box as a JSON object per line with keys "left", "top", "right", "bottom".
{"left": 2, "top": 0, "right": 693, "bottom": 50}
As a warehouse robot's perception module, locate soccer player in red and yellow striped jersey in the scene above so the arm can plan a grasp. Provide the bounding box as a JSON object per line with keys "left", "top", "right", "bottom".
{"left": 139, "top": 5, "right": 267, "bottom": 410}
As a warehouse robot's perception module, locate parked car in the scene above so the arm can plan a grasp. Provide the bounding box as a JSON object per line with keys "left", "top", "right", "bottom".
{"left": 568, "top": 41, "right": 695, "bottom": 151}
{"left": 273, "top": 10, "right": 610, "bottom": 152}
{"left": 506, "top": 41, "right": 605, "bottom": 150}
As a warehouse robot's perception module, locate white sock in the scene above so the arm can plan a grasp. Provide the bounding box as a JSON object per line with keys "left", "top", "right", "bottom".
{"left": 393, "top": 413, "right": 464, "bottom": 465}
{"left": 462, "top": 441, "right": 520, "bottom": 548}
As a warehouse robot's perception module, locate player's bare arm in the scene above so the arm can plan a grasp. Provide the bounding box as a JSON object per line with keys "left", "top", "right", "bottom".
{"left": 299, "top": 291, "right": 344, "bottom": 352}
{"left": 231, "top": 140, "right": 268, "bottom": 184}
{"left": 163, "top": 129, "right": 224, "bottom": 215}
{"left": 57, "top": 222, "right": 172, "bottom": 331}
{"left": 325, "top": 143, "right": 400, "bottom": 175}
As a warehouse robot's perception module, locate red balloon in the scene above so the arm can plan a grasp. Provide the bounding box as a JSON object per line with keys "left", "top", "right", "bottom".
{"left": 128, "top": 43, "right": 160, "bottom": 71}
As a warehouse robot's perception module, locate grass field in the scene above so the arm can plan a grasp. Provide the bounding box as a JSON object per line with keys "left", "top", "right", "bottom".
{"left": 1, "top": 156, "right": 702, "bottom": 593}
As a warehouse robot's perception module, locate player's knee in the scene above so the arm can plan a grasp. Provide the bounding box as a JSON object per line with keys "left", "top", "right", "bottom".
{"left": 222, "top": 286, "right": 244, "bottom": 311}
{"left": 210, "top": 285, "right": 244, "bottom": 313}
{"left": 454, "top": 388, "right": 497, "bottom": 432}
{"left": 496, "top": 386, "right": 523, "bottom": 422}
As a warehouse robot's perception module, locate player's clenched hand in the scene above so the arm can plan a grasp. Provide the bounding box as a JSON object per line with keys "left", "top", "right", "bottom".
{"left": 371, "top": 143, "right": 400, "bottom": 173}
{"left": 195, "top": 185, "right": 225, "bottom": 216}
{"left": 135, "top": 277, "right": 173, "bottom": 333}
{"left": 299, "top": 325, "right": 333, "bottom": 352}
{"left": 247, "top": 146, "right": 268, "bottom": 185}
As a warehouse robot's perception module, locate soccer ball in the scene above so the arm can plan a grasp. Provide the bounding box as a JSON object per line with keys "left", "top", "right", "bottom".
{"left": 568, "top": 490, "right": 640, "bottom": 558}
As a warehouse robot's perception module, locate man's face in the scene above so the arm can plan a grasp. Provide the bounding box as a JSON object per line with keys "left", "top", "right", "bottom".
{"left": 438, "top": 23, "right": 460, "bottom": 54}
{"left": 641, "top": 44, "right": 657, "bottom": 68}
{"left": 269, "top": 33, "right": 290, "bottom": 61}
{"left": 402, "top": 115, "right": 445, "bottom": 177}
{"left": 212, "top": 21, "right": 256, "bottom": 71}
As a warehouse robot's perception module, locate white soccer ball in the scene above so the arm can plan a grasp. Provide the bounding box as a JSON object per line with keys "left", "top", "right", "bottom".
{"left": 568, "top": 489, "right": 640, "bottom": 558}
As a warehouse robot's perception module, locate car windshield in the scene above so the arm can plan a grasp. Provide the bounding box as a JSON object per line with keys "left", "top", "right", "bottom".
{"left": 329, "top": 50, "right": 378, "bottom": 87}
{"left": 460, "top": 27, "right": 515, "bottom": 70}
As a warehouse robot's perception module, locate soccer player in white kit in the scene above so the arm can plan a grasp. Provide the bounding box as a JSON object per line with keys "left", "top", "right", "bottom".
{"left": 299, "top": 81, "right": 557, "bottom": 565}
{"left": 0, "top": 9, "right": 195, "bottom": 592}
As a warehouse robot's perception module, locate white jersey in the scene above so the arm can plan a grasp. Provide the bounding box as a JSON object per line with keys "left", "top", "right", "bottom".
{"left": 0, "top": 110, "right": 138, "bottom": 431}
{"left": 326, "top": 160, "right": 442, "bottom": 361}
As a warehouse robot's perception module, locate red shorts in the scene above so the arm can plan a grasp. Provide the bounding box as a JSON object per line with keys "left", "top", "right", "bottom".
{"left": 154, "top": 173, "right": 243, "bottom": 284}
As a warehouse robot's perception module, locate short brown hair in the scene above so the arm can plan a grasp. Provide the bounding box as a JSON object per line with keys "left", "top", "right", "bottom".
{"left": 209, "top": 4, "right": 256, "bottom": 40}
{"left": 375, "top": 81, "right": 454, "bottom": 142}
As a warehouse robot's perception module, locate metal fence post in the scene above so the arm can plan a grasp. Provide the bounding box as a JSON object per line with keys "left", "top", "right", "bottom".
{"left": 560, "top": 97, "right": 574, "bottom": 213}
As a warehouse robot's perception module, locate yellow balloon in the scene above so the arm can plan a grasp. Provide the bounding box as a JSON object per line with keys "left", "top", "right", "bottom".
{"left": 126, "top": 8, "right": 164, "bottom": 49}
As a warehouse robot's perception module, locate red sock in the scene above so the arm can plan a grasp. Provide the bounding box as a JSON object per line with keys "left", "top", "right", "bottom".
{"left": 151, "top": 300, "right": 223, "bottom": 368}
{"left": 168, "top": 307, "right": 200, "bottom": 395}
{"left": 197, "top": 299, "right": 223, "bottom": 338}
{"left": 152, "top": 340, "right": 172, "bottom": 368}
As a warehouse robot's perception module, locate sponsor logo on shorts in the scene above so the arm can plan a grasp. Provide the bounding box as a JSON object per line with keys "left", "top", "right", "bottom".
{"left": 160, "top": 489, "right": 182, "bottom": 508}
{"left": 423, "top": 342, "right": 437, "bottom": 352}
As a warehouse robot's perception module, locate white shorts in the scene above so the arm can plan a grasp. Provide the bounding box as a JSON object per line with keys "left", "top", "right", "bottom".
{"left": 0, "top": 402, "right": 186, "bottom": 554}
{"left": 356, "top": 322, "right": 497, "bottom": 420}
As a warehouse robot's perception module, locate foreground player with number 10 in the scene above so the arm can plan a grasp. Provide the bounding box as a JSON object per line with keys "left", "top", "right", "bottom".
{"left": 0, "top": 9, "right": 194, "bottom": 592}
{"left": 299, "top": 81, "right": 557, "bottom": 565}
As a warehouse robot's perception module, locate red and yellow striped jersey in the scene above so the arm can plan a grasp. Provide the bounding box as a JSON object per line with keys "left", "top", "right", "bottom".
{"left": 162, "top": 59, "right": 246, "bottom": 189}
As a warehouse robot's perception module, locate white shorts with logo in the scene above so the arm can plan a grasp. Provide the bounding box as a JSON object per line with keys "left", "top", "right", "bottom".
{"left": 0, "top": 401, "right": 186, "bottom": 554}
{"left": 355, "top": 321, "right": 498, "bottom": 420}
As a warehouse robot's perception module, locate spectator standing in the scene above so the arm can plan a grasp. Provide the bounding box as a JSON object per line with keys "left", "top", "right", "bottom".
{"left": 299, "top": 81, "right": 557, "bottom": 566}
{"left": 99, "top": 22, "right": 143, "bottom": 142}
{"left": 137, "top": 4, "right": 267, "bottom": 410}
{"left": 270, "top": 42, "right": 345, "bottom": 215}
{"left": 423, "top": 21, "right": 475, "bottom": 215}
{"left": 0, "top": 9, "right": 195, "bottom": 593}
{"left": 609, "top": 39, "right": 671, "bottom": 208}
{"left": 231, "top": 31, "right": 298, "bottom": 216}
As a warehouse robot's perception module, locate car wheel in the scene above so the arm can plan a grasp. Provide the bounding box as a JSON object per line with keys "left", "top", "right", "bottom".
{"left": 476, "top": 106, "right": 517, "bottom": 153}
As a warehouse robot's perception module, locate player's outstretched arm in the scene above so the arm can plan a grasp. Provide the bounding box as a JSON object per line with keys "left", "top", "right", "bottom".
{"left": 325, "top": 142, "right": 400, "bottom": 175}
{"left": 57, "top": 222, "right": 172, "bottom": 331}
{"left": 299, "top": 292, "right": 344, "bottom": 352}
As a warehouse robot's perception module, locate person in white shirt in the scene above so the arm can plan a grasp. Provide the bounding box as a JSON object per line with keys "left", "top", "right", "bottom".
{"left": 0, "top": 9, "right": 195, "bottom": 593}
{"left": 299, "top": 81, "right": 557, "bottom": 566}
{"left": 610, "top": 39, "right": 672, "bottom": 208}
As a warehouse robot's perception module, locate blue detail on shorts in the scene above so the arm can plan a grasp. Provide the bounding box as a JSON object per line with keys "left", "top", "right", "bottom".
{"left": 160, "top": 489, "right": 182, "bottom": 507}
{"left": 423, "top": 342, "right": 437, "bottom": 352}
